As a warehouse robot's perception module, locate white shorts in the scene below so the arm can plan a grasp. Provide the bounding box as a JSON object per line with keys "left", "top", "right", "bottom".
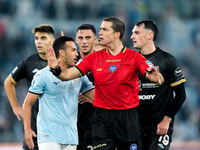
{"left": 38, "top": 141, "right": 77, "bottom": 150}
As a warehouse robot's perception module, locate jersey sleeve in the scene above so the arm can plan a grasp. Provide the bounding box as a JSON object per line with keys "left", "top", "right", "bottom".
{"left": 80, "top": 75, "right": 94, "bottom": 94}
{"left": 167, "top": 57, "right": 186, "bottom": 87}
{"left": 137, "top": 53, "right": 149, "bottom": 76}
{"left": 75, "top": 53, "right": 93, "bottom": 76}
{"left": 11, "top": 60, "right": 26, "bottom": 83}
{"left": 29, "top": 71, "right": 45, "bottom": 95}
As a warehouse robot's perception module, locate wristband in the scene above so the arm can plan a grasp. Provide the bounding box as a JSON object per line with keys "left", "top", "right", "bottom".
{"left": 49, "top": 66, "right": 62, "bottom": 76}
{"left": 155, "top": 78, "right": 161, "bottom": 86}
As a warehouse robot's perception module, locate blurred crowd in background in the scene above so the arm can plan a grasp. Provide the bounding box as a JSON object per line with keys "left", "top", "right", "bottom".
{"left": 0, "top": 0, "right": 200, "bottom": 143}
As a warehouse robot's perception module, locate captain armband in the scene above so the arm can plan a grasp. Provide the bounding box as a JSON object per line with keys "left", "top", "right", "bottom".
{"left": 49, "top": 66, "right": 62, "bottom": 76}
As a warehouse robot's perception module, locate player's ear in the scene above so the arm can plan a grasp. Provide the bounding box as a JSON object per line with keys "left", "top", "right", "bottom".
{"left": 51, "top": 38, "right": 55, "bottom": 45}
{"left": 94, "top": 36, "right": 98, "bottom": 43}
{"left": 149, "top": 31, "right": 154, "bottom": 41}
{"left": 75, "top": 37, "right": 78, "bottom": 43}
{"left": 59, "top": 49, "right": 65, "bottom": 57}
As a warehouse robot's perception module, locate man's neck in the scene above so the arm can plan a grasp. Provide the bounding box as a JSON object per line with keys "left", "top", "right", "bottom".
{"left": 39, "top": 53, "right": 47, "bottom": 60}
{"left": 80, "top": 49, "right": 94, "bottom": 58}
{"left": 106, "top": 41, "right": 124, "bottom": 56}
{"left": 140, "top": 44, "right": 156, "bottom": 55}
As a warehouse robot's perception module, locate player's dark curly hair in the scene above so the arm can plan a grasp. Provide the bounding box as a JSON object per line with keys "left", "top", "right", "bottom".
{"left": 53, "top": 36, "right": 74, "bottom": 58}
{"left": 135, "top": 20, "right": 158, "bottom": 41}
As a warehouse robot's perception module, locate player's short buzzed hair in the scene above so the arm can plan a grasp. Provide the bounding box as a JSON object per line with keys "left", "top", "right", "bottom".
{"left": 53, "top": 36, "right": 74, "bottom": 58}
{"left": 135, "top": 20, "right": 158, "bottom": 41}
{"left": 32, "top": 24, "right": 55, "bottom": 36}
{"left": 76, "top": 24, "right": 96, "bottom": 35}
{"left": 103, "top": 17, "right": 125, "bottom": 41}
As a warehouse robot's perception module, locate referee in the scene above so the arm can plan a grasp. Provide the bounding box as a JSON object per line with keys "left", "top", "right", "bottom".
{"left": 47, "top": 17, "right": 164, "bottom": 150}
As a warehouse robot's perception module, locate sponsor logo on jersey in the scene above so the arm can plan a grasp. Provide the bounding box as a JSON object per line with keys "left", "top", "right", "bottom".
{"left": 130, "top": 144, "right": 137, "bottom": 150}
{"left": 139, "top": 94, "right": 156, "bottom": 100}
{"left": 109, "top": 65, "right": 116, "bottom": 73}
{"left": 106, "top": 59, "right": 121, "bottom": 62}
{"left": 142, "top": 83, "right": 159, "bottom": 88}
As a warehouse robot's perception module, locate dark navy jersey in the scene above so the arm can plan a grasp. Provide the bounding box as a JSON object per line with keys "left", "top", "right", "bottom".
{"left": 11, "top": 53, "right": 47, "bottom": 133}
{"left": 137, "top": 47, "right": 186, "bottom": 131}
{"left": 11, "top": 53, "right": 47, "bottom": 86}
{"left": 77, "top": 52, "right": 95, "bottom": 130}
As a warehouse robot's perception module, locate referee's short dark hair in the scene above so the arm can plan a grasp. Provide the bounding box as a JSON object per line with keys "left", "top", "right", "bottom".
{"left": 53, "top": 36, "right": 74, "bottom": 58}
{"left": 76, "top": 24, "right": 96, "bottom": 35}
{"left": 32, "top": 24, "right": 55, "bottom": 36}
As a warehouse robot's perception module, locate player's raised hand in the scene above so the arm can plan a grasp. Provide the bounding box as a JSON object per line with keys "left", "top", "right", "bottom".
{"left": 46, "top": 47, "right": 60, "bottom": 69}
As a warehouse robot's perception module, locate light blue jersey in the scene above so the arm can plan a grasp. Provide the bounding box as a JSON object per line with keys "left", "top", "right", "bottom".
{"left": 29, "top": 66, "right": 94, "bottom": 145}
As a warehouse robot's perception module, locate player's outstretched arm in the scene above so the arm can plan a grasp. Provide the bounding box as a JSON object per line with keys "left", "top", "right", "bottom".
{"left": 4, "top": 74, "right": 23, "bottom": 121}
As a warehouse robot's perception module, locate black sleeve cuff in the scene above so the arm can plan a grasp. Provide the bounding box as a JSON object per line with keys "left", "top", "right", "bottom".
{"left": 49, "top": 66, "right": 62, "bottom": 76}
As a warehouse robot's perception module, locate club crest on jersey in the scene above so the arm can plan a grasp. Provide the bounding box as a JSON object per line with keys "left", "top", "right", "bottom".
{"left": 130, "top": 144, "right": 137, "bottom": 150}
{"left": 146, "top": 60, "right": 156, "bottom": 69}
{"left": 73, "top": 79, "right": 80, "bottom": 86}
{"left": 109, "top": 65, "right": 116, "bottom": 73}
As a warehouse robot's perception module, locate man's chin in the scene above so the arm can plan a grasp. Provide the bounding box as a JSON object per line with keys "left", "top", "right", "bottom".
{"left": 38, "top": 52, "right": 46, "bottom": 55}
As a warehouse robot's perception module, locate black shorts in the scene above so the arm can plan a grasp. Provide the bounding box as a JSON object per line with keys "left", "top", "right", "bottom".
{"left": 77, "top": 128, "right": 93, "bottom": 150}
{"left": 141, "top": 128, "right": 173, "bottom": 150}
{"left": 92, "top": 107, "right": 141, "bottom": 150}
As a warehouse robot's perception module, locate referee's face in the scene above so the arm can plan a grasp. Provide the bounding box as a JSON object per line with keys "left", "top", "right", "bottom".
{"left": 99, "top": 21, "right": 116, "bottom": 47}
{"left": 35, "top": 32, "right": 54, "bottom": 55}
